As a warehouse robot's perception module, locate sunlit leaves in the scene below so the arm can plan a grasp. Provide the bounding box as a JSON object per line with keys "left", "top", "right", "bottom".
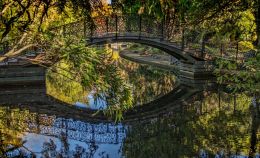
{"left": 0, "top": 107, "right": 34, "bottom": 156}
{"left": 45, "top": 33, "right": 134, "bottom": 120}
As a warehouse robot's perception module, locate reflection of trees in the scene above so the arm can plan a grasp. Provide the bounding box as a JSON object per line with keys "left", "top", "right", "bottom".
{"left": 46, "top": 46, "right": 176, "bottom": 120}
{"left": 46, "top": 44, "right": 133, "bottom": 120}
{"left": 41, "top": 132, "right": 98, "bottom": 158}
{"left": 122, "top": 91, "right": 260, "bottom": 157}
{"left": 0, "top": 106, "right": 123, "bottom": 157}
{"left": 0, "top": 107, "right": 36, "bottom": 157}
{"left": 119, "top": 58, "right": 176, "bottom": 105}
{"left": 46, "top": 62, "right": 89, "bottom": 105}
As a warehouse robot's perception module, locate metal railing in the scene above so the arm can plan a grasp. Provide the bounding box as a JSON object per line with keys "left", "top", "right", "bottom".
{"left": 70, "top": 14, "right": 252, "bottom": 62}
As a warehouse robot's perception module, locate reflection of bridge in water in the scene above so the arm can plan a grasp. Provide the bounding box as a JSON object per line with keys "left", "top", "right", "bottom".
{"left": 0, "top": 63, "right": 216, "bottom": 153}
{"left": 0, "top": 78, "right": 215, "bottom": 124}
{"left": 4, "top": 110, "right": 127, "bottom": 157}
{"left": 28, "top": 115, "right": 127, "bottom": 144}
{"left": 1, "top": 81, "right": 217, "bottom": 157}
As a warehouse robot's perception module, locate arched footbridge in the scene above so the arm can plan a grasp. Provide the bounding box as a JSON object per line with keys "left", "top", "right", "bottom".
{"left": 50, "top": 14, "right": 228, "bottom": 79}
{"left": 1, "top": 14, "right": 248, "bottom": 79}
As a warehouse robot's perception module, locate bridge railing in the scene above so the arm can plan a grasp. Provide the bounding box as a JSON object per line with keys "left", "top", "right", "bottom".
{"left": 92, "top": 14, "right": 252, "bottom": 63}
{"left": 167, "top": 26, "right": 253, "bottom": 62}
{"left": 90, "top": 14, "right": 164, "bottom": 40}
{"left": 41, "top": 14, "right": 256, "bottom": 63}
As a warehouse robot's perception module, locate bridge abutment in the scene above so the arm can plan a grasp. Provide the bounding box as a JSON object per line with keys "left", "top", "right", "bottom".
{"left": 179, "top": 61, "right": 215, "bottom": 79}
{"left": 0, "top": 65, "right": 46, "bottom": 86}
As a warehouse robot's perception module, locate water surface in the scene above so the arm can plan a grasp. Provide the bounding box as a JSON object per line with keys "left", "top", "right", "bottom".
{"left": 0, "top": 51, "right": 259, "bottom": 157}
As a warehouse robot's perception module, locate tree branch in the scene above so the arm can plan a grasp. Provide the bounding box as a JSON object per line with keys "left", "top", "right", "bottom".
{"left": 0, "top": 1, "right": 14, "bottom": 16}
{"left": 0, "top": 44, "right": 37, "bottom": 62}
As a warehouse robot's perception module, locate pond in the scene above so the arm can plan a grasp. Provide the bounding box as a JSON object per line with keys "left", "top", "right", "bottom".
{"left": 0, "top": 47, "right": 259, "bottom": 158}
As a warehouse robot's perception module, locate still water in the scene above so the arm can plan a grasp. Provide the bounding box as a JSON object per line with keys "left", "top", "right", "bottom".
{"left": 0, "top": 51, "right": 259, "bottom": 157}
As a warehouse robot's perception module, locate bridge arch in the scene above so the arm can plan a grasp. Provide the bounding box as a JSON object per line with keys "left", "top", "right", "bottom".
{"left": 87, "top": 36, "right": 197, "bottom": 63}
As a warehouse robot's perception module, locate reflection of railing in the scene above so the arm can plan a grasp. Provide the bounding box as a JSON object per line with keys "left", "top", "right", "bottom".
{"left": 27, "top": 115, "right": 127, "bottom": 144}
{"left": 6, "top": 149, "right": 33, "bottom": 158}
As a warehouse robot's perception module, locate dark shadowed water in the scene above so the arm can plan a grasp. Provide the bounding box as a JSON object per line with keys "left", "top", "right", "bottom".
{"left": 0, "top": 54, "right": 259, "bottom": 158}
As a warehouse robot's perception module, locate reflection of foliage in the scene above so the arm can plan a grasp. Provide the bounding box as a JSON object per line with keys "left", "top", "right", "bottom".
{"left": 46, "top": 40, "right": 133, "bottom": 120}
{"left": 123, "top": 92, "right": 259, "bottom": 157}
{"left": 214, "top": 57, "right": 260, "bottom": 94}
{"left": 0, "top": 107, "right": 104, "bottom": 157}
{"left": 46, "top": 39, "right": 176, "bottom": 120}
{"left": 119, "top": 58, "right": 176, "bottom": 105}
{"left": 46, "top": 62, "right": 88, "bottom": 105}
{"left": 41, "top": 134, "right": 98, "bottom": 158}
{"left": 0, "top": 107, "right": 35, "bottom": 157}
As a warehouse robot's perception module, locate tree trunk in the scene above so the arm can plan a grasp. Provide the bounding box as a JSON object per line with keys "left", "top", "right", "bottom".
{"left": 248, "top": 108, "right": 259, "bottom": 157}
{"left": 248, "top": 96, "right": 260, "bottom": 158}
{"left": 255, "top": 0, "right": 260, "bottom": 48}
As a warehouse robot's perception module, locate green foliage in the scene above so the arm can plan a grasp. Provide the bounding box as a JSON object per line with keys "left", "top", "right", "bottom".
{"left": 46, "top": 44, "right": 134, "bottom": 120}
{"left": 119, "top": 58, "right": 176, "bottom": 106}
{"left": 0, "top": 107, "right": 33, "bottom": 156}
{"left": 123, "top": 92, "right": 256, "bottom": 157}
{"left": 46, "top": 44, "right": 177, "bottom": 121}
{"left": 0, "top": 0, "right": 94, "bottom": 40}
{"left": 214, "top": 55, "right": 260, "bottom": 94}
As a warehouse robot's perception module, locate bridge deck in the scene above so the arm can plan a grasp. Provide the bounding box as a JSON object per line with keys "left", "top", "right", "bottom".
{"left": 89, "top": 34, "right": 201, "bottom": 63}
{"left": 90, "top": 33, "right": 212, "bottom": 59}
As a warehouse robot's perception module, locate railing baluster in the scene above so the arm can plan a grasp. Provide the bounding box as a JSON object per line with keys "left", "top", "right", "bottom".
{"left": 236, "top": 41, "right": 239, "bottom": 62}
{"left": 62, "top": 25, "right": 66, "bottom": 36}
{"left": 115, "top": 15, "right": 118, "bottom": 39}
{"left": 83, "top": 18, "right": 87, "bottom": 39}
{"left": 90, "top": 23, "right": 94, "bottom": 42}
{"left": 201, "top": 38, "right": 205, "bottom": 58}
{"left": 161, "top": 17, "right": 164, "bottom": 40}
{"left": 106, "top": 16, "right": 109, "bottom": 36}
{"left": 181, "top": 27, "right": 185, "bottom": 50}
{"left": 220, "top": 43, "right": 223, "bottom": 57}
{"left": 139, "top": 15, "right": 142, "bottom": 39}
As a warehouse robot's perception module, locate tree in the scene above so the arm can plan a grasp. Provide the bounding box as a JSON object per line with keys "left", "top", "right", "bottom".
{"left": 0, "top": 0, "right": 101, "bottom": 62}
{"left": 254, "top": 0, "right": 260, "bottom": 47}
